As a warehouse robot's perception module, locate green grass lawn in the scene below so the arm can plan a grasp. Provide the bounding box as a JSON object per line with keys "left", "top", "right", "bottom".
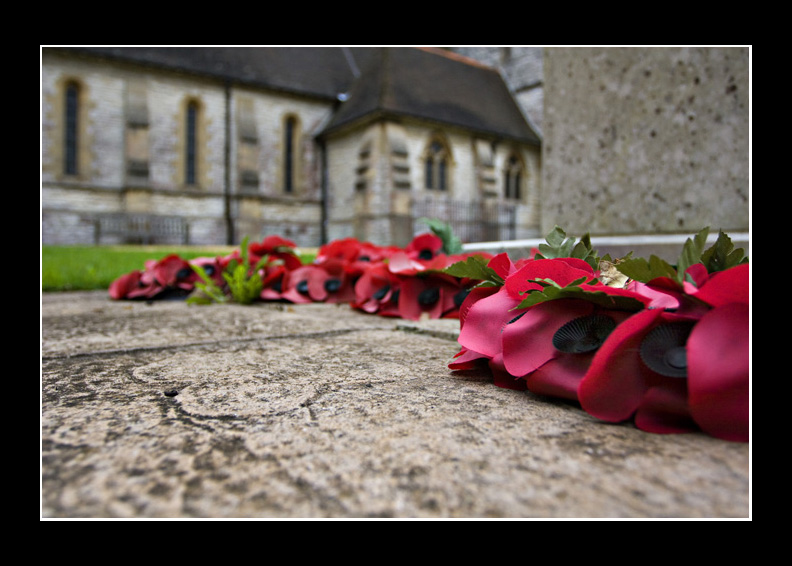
{"left": 42, "top": 244, "right": 318, "bottom": 292}
{"left": 41, "top": 245, "right": 237, "bottom": 292}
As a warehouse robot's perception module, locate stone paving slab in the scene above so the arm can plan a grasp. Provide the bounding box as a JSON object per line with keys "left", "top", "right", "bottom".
{"left": 41, "top": 291, "right": 750, "bottom": 519}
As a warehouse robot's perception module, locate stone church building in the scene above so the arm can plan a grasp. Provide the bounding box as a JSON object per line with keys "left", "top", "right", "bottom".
{"left": 41, "top": 47, "right": 542, "bottom": 248}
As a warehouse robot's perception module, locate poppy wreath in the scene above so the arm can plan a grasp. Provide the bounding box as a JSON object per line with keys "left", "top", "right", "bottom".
{"left": 109, "top": 223, "right": 749, "bottom": 443}
{"left": 447, "top": 227, "right": 750, "bottom": 443}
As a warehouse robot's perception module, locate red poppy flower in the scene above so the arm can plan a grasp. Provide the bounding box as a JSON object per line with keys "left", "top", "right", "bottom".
{"left": 404, "top": 232, "right": 444, "bottom": 261}
{"left": 501, "top": 299, "right": 636, "bottom": 401}
{"left": 277, "top": 261, "right": 356, "bottom": 304}
{"left": 578, "top": 263, "right": 749, "bottom": 441}
{"left": 110, "top": 254, "right": 196, "bottom": 300}
{"left": 307, "top": 258, "right": 357, "bottom": 303}
{"left": 248, "top": 235, "right": 302, "bottom": 271}
{"left": 278, "top": 265, "right": 321, "bottom": 304}
{"left": 151, "top": 254, "right": 194, "bottom": 291}
{"left": 450, "top": 284, "right": 528, "bottom": 390}
{"left": 259, "top": 264, "right": 289, "bottom": 301}
{"left": 352, "top": 262, "right": 401, "bottom": 314}
{"left": 397, "top": 272, "right": 469, "bottom": 320}
{"left": 315, "top": 237, "right": 366, "bottom": 264}
{"left": 108, "top": 270, "right": 146, "bottom": 299}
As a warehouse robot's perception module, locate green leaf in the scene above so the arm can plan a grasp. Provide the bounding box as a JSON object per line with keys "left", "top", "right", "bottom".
{"left": 615, "top": 254, "right": 678, "bottom": 283}
{"left": 700, "top": 230, "right": 748, "bottom": 273}
{"left": 676, "top": 227, "right": 710, "bottom": 282}
{"left": 419, "top": 218, "right": 464, "bottom": 255}
{"left": 515, "top": 279, "right": 645, "bottom": 311}
{"left": 535, "top": 226, "right": 599, "bottom": 269}
{"left": 442, "top": 255, "right": 505, "bottom": 285}
{"left": 187, "top": 263, "right": 228, "bottom": 305}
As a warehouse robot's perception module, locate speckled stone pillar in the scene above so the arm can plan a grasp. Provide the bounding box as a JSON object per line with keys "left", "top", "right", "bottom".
{"left": 542, "top": 47, "right": 749, "bottom": 237}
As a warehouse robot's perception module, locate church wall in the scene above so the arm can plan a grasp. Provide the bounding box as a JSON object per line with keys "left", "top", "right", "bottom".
{"left": 324, "top": 118, "right": 542, "bottom": 246}
{"left": 42, "top": 48, "right": 544, "bottom": 249}
{"left": 41, "top": 51, "right": 328, "bottom": 247}
{"left": 226, "top": 87, "right": 328, "bottom": 245}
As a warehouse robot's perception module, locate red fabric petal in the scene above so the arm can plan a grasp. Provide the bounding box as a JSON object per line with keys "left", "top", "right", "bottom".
{"left": 578, "top": 308, "right": 667, "bottom": 422}
{"left": 524, "top": 352, "right": 595, "bottom": 401}
{"left": 489, "top": 353, "right": 527, "bottom": 390}
{"left": 109, "top": 271, "right": 143, "bottom": 299}
{"left": 504, "top": 258, "right": 595, "bottom": 299}
{"left": 487, "top": 253, "right": 517, "bottom": 279}
{"left": 687, "top": 302, "right": 750, "bottom": 442}
{"left": 457, "top": 288, "right": 523, "bottom": 358}
{"left": 693, "top": 263, "right": 750, "bottom": 307}
{"left": 634, "top": 382, "right": 699, "bottom": 434}
{"left": 405, "top": 232, "right": 443, "bottom": 257}
{"left": 448, "top": 347, "right": 488, "bottom": 370}
{"left": 501, "top": 299, "right": 596, "bottom": 377}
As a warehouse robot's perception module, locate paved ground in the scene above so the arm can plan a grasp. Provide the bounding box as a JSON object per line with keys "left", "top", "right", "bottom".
{"left": 41, "top": 291, "right": 751, "bottom": 519}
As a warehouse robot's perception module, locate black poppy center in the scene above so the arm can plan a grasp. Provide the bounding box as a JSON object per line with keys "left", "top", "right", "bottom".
{"left": 418, "top": 287, "right": 440, "bottom": 306}
{"left": 453, "top": 288, "right": 470, "bottom": 308}
{"left": 203, "top": 265, "right": 215, "bottom": 276}
{"left": 639, "top": 322, "right": 694, "bottom": 378}
{"left": 176, "top": 267, "right": 192, "bottom": 280}
{"left": 324, "top": 278, "right": 342, "bottom": 293}
{"left": 418, "top": 249, "right": 434, "bottom": 260}
{"left": 296, "top": 280, "right": 310, "bottom": 295}
{"left": 373, "top": 284, "right": 390, "bottom": 301}
{"left": 552, "top": 314, "right": 617, "bottom": 354}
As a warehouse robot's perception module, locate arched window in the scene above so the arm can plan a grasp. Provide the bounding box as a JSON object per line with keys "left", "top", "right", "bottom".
{"left": 185, "top": 100, "right": 199, "bottom": 186}
{"left": 284, "top": 116, "right": 297, "bottom": 193}
{"left": 64, "top": 81, "right": 80, "bottom": 175}
{"left": 504, "top": 154, "right": 523, "bottom": 200}
{"left": 424, "top": 138, "right": 450, "bottom": 191}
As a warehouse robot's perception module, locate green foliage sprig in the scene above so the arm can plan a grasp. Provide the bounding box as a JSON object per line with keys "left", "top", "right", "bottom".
{"left": 187, "top": 236, "right": 271, "bottom": 305}
{"left": 442, "top": 255, "right": 505, "bottom": 287}
{"left": 515, "top": 277, "right": 646, "bottom": 312}
{"left": 420, "top": 217, "right": 464, "bottom": 255}
{"left": 535, "top": 226, "right": 600, "bottom": 270}
{"left": 614, "top": 227, "right": 748, "bottom": 285}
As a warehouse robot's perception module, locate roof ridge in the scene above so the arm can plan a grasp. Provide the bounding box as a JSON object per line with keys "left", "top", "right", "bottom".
{"left": 413, "top": 46, "right": 497, "bottom": 71}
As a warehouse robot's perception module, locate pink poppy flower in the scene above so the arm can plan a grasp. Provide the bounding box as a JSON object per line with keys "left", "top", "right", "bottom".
{"left": 578, "top": 263, "right": 749, "bottom": 441}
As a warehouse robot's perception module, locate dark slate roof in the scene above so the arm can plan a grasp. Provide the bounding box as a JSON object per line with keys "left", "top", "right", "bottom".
{"left": 323, "top": 47, "right": 540, "bottom": 144}
{"left": 46, "top": 46, "right": 361, "bottom": 100}
{"left": 44, "top": 46, "right": 540, "bottom": 145}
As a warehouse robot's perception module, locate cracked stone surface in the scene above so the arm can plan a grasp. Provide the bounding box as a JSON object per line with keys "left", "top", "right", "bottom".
{"left": 41, "top": 291, "right": 750, "bottom": 518}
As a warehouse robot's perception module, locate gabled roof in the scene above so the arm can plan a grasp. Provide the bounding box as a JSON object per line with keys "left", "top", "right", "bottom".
{"left": 44, "top": 46, "right": 540, "bottom": 145}
{"left": 322, "top": 47, "right": 541, "bottom": 144}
